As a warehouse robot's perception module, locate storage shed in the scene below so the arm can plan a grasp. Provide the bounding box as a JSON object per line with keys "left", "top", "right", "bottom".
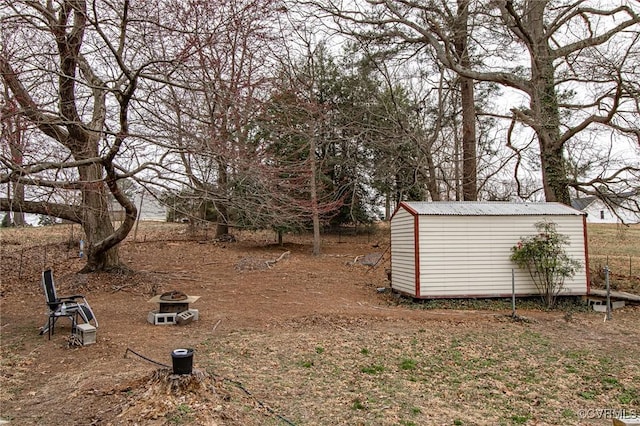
{"left": 390, "top": 201, "right": 589, "bottom": 299}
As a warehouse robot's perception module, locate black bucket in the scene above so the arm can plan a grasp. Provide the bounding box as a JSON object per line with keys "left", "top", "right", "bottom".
{"left": 171, "top": 348, "right": 194, "bottom": 375}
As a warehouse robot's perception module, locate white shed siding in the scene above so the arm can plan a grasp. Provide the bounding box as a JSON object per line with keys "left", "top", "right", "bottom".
{"left": 417, "top": 215, "right": 587, "bottom": 297}
{"left": 390, "top": 208, "right": 417, "bottom": 295}
{"left": 390, "top": 201, "right": 588, "bottom": 298}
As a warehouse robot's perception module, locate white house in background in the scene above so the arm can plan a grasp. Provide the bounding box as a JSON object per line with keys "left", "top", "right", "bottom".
{"left": 390, "top": 201, "right": 589, "bottom": 299}
{"left": 571, "top": 194, "right": 640, "bottom": 224}
{"left": 109, "top": 191, "right": 167, "bottom": 222}
{"left": 2, "top": 191, "right": 167, "bottom": 226}
{"left": 135, "top": 192, "right": 167, "bottom": 221}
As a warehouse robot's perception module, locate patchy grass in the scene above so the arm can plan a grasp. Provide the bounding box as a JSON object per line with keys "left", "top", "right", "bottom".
{"left": 588, "top": 224, "right": 640, "bottom": 293}
{"left": 0, "top": 223, "right": 82, "bottom": 248}
{"left": 197, "top": 315, "right": 640, "bottom": 425}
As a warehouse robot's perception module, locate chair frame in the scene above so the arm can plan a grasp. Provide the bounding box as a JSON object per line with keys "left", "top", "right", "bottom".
{"left": 40, "top": 268, "right": 98, "bottom": 339}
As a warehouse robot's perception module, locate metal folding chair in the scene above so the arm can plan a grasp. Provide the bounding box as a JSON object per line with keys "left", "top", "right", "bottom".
{"left": 40, "top": 269, "right": 98, "bottom": 339}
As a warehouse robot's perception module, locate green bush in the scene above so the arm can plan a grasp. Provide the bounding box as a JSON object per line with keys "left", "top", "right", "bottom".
{"left": 511, "top": 221, "right": 582, "bottom": 308}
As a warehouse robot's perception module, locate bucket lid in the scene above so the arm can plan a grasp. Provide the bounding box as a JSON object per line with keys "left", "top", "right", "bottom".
{"left": 172, "top": 348, "right": 191, "bottom": 356}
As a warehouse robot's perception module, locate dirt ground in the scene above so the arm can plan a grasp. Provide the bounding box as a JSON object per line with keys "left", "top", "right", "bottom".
{"left": 0, "top": 223, "right": 639, "bottom": 426}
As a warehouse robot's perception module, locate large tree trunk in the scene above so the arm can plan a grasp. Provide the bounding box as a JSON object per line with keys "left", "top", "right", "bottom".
{"left": 455, "top": 0, "right": 477, "bottom": 201}
{"left": 526, "top": 1, "right": 571, "bottom": 205}
{"left": 395, "top": 173, "right": 403, "bottom": 204}
{"left": 539, "top": 137, "right": 570, "bottom": 204}
{"left": 3, "top": 98, "right": 27, "bottom": 226}
{"left": 9, "top": 135, "right": 26, "bottom": 226}
{"left": 384, "top": 192, "right": 391, "bottom": 220}
{"left": 532, "top": 69, "right": 570, "bottom": 204}
{"left": 11, "top": 182, "right": 26, "bottom": 226}
{"left": 78, "top": 163, "right": 121, "bottom": 272}
{"left": 459, "top": 77, "right": 477, "bottom": 200}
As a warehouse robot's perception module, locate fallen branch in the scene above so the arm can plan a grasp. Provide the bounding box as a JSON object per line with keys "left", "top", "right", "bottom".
{"left": 346, "top": 255, "right": 363, "bottom": 266}
{"left": 266, "top": 251, "right": 291, "bottom": 268}
{"left": 111, "top": 283, "right": 137, "bottom": 293}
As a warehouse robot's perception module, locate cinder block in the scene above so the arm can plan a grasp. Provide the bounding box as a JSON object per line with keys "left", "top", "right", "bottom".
{"left": 176, "top": 310, "right": 194, "bottom": 325}
{"left": 593, "top": 301, "right": 626, "bottom": 312}
{"left": 75, "top": 323, "right": 96, "bottom": 345}
{"left": 613, "top": 301, "right": 625, "bottom": 309}
{"left": 147, "top": 311, "right": 177, "bottom": 325}
{"left": 586, "top": 297, "right": 604, "bottom": 306}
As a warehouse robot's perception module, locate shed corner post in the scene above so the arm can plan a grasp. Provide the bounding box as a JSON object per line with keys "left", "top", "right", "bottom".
{"left": 582, "top": 215, "right": 591, "bottom": 295}
{"left": 414, "top": 214, "right": 420, "bottom": 298}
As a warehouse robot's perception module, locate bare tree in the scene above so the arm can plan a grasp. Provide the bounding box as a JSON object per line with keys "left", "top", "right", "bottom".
{"left": 0, "top": 1, "right": 178, "bottom": 271}
{"left": 146, "top": 0, "right": 284, "bottom": 237}
{"left": 309, "top": 0, "right": 640, "bottom": 205}
{"left": 258, "top": 43, "right": 346, "bottom": 255}
{"left": 305, "top": 0, "right": 482, "bottom": 200}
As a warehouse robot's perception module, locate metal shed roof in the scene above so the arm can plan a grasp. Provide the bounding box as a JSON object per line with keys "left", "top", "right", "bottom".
{"left": 400, "top": 201, "right": 585, "bottom": 216}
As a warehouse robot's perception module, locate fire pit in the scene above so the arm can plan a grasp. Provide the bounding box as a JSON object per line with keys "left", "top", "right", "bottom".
{"left": 147, "top": 291, "right": 200, "bottom": 325}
